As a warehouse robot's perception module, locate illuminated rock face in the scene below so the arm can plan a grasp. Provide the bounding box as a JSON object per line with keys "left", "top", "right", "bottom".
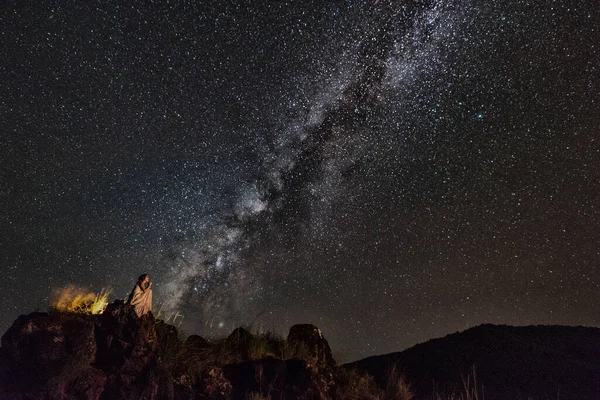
{"left": 288, "top": 324, "right": 336, "bottom": 369}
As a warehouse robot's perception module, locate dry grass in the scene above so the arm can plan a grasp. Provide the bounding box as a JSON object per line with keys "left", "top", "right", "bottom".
{"left": 248, "top": 334, "right": 274, "bottom": 360}
{"left": 51, "top": 285, "right": 111, "bottom": 315}
{"left": 173, "top": 335, "right": 241, "bottom": 378}
{"left": 277, "top": 338, "right": 313, "bottom": 362}
{"left": 433, "top": 365, "right": 482, "bottom": 400}
{"left": 458, "top": 365, "right": 481, "bottom": 400}
{"left": 168, "top": 329, "right": 330, "bottom": 389}
{"left": 333, "top": 368, "right": 382, "bottom": 400}
{"left": 195, "top": 331, "right": 317, "bottom": 366}
{"left": 89, "top": 287, "right": 111, "bottom": 314}
{"left": 384, "top": 365, "right": 414, "bottom": 400}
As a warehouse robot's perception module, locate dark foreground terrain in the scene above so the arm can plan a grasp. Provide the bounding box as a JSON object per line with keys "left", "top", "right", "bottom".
{"left": 349, "top": 323, "right": 600, "bottom": 400}
{"left": 1, "top": 303, "right": 599, "bottom": 399}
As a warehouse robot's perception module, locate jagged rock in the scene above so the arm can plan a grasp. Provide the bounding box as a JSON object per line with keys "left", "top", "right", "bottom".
{"left": 155, "top": 319, "right": 180, "bottom": 363}
{"left": 199, "top": 367, "right": 233, "bottom": 399}
{"left": 52, "top": 366, "right": 107, "bottom": 400}
{"left": 227, "top": 327, "right": 254, "bottom": 344}
{"left": 95, "top": 301, "right": 158, "bottom": 375}
{"left": 175, "top": 368, "right": 232, "bottom": 400}
{"left": 101, "top": 373, "right": 136, "bottom": 400}
{"left": 0, "top": 308, "right": 343, "bottom": 400}
{"left": 223, "top": 356, "right": 328, "bottom": 400}
{"left": 0, "top": 311, "right": 96, "bottom": 384}
{"left": 155, "top": 319, "right": 178, "bottom": 342}
{"left": 173, "top": 373, "right": 194, "bottom": 399}
{"left": 102, "top": 369, "right": 175, "bottom": 400}
{"left": 171, "top": 334, "right": 209, "bottom": 393}
{"left": 185, "top": 334, "right": 209, "bottom": 350}
{"left": 227, "top": 327, "right": 254, "bottom": 361}
{"left": 288, "top": 324, "right": 336, "bottom": 368}
{"left": 137, "top": 367, "right": 175, "bottom": 400}
{"left": 92, "top": 302, "right": 167, "bottom": 399}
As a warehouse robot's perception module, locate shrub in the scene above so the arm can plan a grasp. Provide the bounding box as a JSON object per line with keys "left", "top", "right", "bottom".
{"left": 333, "top": 367, "right": 382, "bottom": 400}
{"left": 384, "top": 365, "right": 414, "bottom": 400}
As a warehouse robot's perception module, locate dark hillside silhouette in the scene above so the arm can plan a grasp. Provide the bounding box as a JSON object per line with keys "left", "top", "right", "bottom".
{"left": 348, "top": 324, "right": 600, "bottom": 400}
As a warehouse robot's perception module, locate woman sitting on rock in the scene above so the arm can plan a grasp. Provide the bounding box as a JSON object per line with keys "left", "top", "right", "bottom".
{"left": 128, "top": 274, "right": 153, "bottom": 317}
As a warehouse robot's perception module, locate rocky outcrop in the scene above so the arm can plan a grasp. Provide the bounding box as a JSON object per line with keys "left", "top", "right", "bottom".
{"left": 1, "top": 311, "right": 96, "bottom": 385}
{"left": 288, "top": 324, "right": 336, "bottom": 369}
{"left": 96, "top": 301, "right": 158, "bottom": 374}
{"left": 0, "top": 308, "right": 337, "bottom": 400}
{"left": 185, "top": 334, "right": 209, "bottom": 350}
{"left": 226, "top": 327, "right": 254, "bottom": 361}
{"left": 227, "top": 327, "right": 254, "bottom": 344}
{"left": 0, "top": 303, "right": 171, "bottom": 400}
{"left": 96, "top": 302, "right": 163, "bottom": 399}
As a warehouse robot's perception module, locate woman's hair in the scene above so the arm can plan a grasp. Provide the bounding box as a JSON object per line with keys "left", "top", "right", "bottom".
{"left": 136, "top": 274, "right": 149, "bottom": 288}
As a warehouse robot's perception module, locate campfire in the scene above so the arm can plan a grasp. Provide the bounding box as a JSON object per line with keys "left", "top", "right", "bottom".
{"left": 51, "top": 285, "right": 112, "bottom": 315}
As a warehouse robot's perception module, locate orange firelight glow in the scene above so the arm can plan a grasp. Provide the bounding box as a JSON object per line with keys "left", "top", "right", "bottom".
{"left": 51, "top": 285, "right": 112, "bottom": 315}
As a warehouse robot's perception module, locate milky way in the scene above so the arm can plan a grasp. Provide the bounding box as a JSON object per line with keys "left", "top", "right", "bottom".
{"left": 1, "top": 0, "right": 599, "bottom": 361}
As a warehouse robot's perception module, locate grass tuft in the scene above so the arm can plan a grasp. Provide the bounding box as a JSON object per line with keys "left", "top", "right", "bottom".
{"left": 50, "top": 285, "right": 111, "bottom": 315}
{"left": 384, "top": 365, "right": 414, "bottom": 400}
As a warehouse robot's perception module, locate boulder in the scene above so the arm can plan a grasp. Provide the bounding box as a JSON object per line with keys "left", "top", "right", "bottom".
{"left": 199, "top": 367, "right": 233, "bottom": 399}
{"left": 101, "top": 368, "right": 175, "bottom": 400}
{"left": 173, "top": 373, "right": 194, "bottom": 399}
{"left": 185, "top": 334, "right": 209, "bottom": 350}
{"left": 0, "top": 311, "right": 96, "bottom": 384}
{"left": 288, "top": 324, "right": 335, "bottom": 368}
{"left": 227, "top": 327, "right": 254, "bottom": 361}
{"left": 100, "top": 373, "right": 136, "bottom": 400}
{"left": 227, "top": 327, "right": 254, "bottom": 344}
{"left": 154, "top": 319, "right": 180, "bottom": 362}
{"left": 95, "top": 301, "right": 158, "bottom": 375}
{"left": 172, "top": 334, "right": 209, "bottom": 388}
{"left": 49, "top": 366, "right": 107, "bottom": 400}
{"left": 155, "top": 320, "right": 178, "bottom": 344}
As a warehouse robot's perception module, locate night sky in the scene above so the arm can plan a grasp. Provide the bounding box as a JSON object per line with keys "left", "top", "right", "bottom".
{"left": 1, "top": 0, "right": 599, "bottom": 362}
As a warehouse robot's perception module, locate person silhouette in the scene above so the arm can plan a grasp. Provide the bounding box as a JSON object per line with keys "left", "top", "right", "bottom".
{"left": 128, "top": 274, "right": 153, "bottom": 317}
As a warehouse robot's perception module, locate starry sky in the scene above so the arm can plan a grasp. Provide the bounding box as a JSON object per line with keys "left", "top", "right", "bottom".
{"left": 1, "top": 0, "right": 599, "bottom": 362}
